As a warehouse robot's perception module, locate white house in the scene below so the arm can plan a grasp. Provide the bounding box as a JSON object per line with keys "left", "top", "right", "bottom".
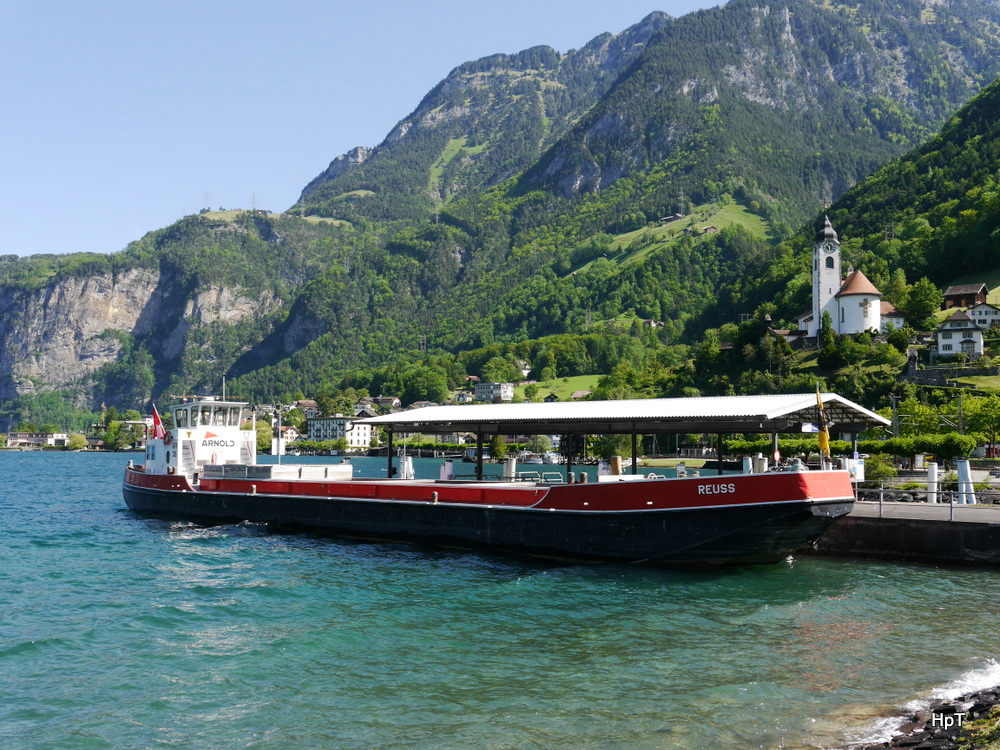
{"left": 291, "top": 399, "right": 320, "bottom": 418}
{"left": 474, "top": 382, "right": 514, "bottom": 403}
{"left": 306, "top": 415, "right": 374, "bottom": 449}
{"left": 968, "top": 302, "right": 1000, "bottom": 329}
{"left": 5, "top": 432, "right": 69, "bottom": 448}
{"left": 881, "top": 301, "right": 906, "bottom": 331}
{"left": 932, "top": 310, "right": 984, "bottom": 360}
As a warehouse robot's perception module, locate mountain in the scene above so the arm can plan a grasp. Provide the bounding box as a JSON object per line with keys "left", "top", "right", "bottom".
{"left": 519, "top": 0, "right": 1000, "bottom": 231}
{"left": 295, "top": 12, "right": 674, "bottom": 223}
{"left": 301, "top": 0, "right": 1000, "bottom": 235}
{"left": 5, "top": 0, "right": 1000, "bottom": 421}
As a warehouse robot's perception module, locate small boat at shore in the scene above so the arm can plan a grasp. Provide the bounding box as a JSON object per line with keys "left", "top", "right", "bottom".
{"left": 123, "top": 396, "right": 859, "bottom": 566}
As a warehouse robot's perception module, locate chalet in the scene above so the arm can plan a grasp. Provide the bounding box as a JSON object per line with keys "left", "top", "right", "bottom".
{"left": 543, "top": 393, "right": 560, "bottom": 403}
{"left": 942, "top": 283, "right": 988, "bottom": 310}
{"left": 968, "top": 301, "right": 1000, "bottom": 329}
{"left": 373, "top": 396, "right": 402, "bottom": 411}
{"left": 932, "top": 310, "right": 984, "bottom": 361}
{"left": 454, "top": 391, "right": 475, "bottom": 404}
{"left": 570, "top": 390, "right": 592, "bottom": 400}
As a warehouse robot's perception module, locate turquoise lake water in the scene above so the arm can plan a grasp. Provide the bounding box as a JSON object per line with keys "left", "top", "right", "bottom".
{"left": 3, "top": 451, "right": 1000, "bottom": 749}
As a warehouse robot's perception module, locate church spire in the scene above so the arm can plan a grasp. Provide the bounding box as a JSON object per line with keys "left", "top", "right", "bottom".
{"left": 816, "top": 214, "right": 838, "bottom": 243}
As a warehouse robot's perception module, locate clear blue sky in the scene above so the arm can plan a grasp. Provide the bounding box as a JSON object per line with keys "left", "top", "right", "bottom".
{"left": 0, "top": 0, "right": 719, "bottom": 257}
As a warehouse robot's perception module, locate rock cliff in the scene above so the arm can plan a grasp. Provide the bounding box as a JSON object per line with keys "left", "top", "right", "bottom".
{"left": 0, "top": 267, "right": 276, "bottom": 403}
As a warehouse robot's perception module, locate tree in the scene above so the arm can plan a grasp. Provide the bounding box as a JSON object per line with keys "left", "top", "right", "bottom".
{"left": 283, "top": 408, "right": 306, "bottom": 432}
{"left": 901, "top": 278, "right": 943, "bottom": 329}
{"left": 861, "top": 454, "right": 897, "bottom": 486}
{"left": 820, "top": 311, "right": 836, "bottom": 349}
{"left": 967, "top": 394, "right": 1000, "bottom": 450}
{"left": 592, "top": 434, "right": 631, "bottom": 459}
{"left": 525, "top": 434, "right": 551, "bottom": 453}
{"left": 481, "top": 357, "right": 519, "bottom": 383}
{"left": 489, "top": 434, "right": 508, "bottom": 461}
{"left": 66, "top": 433, "right": 88, "bottom": 450}
{"left": 248, "top": 419, "right": 273, "bottom": 452}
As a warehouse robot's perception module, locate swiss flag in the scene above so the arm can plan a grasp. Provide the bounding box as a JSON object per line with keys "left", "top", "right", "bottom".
{"left": 151, "top": 405, "right": 167, "bottom": 440}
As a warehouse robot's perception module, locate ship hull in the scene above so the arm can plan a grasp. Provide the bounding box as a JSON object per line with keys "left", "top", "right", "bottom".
{"left": 123, "top": 468, "right": 853, "bottom": 566}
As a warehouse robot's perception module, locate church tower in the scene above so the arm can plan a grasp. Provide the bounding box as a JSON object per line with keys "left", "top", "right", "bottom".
{"left": 809, "top": 216, "right": 841, "bottom": 337}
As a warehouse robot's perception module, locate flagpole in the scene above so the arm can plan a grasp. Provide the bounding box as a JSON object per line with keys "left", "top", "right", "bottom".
{"left": 815, "top": 384, "right": 831, "bottom": 470}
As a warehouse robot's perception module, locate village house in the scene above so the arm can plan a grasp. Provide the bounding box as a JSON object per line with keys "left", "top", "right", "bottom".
{"left": 275, "top": 424, "right": 300, "bottom": 443}
{"left": 931, "top": 310, "right": 984, "bottom": 361}
{"left": 306, "top": 415, "right": 374, "bottom": 449}
{"left": 474, "top": 382, "right": 514, "bottom": 403}
{"left": 881, "top": 301, "right": 906, "bottom": 331}
{"left": 353, "top": 404, "right": 378, "bottom": 419}
{"left": 373, "top": 396, "right": 402, "bottom": 411}
{"left": 968, "top": 301, "right": 1000, "bottom": 328}
{"left": 291, "top": 399, "right": 320, "bottom": 418}
{"left": 942, "top": 283, "right": 988, "bottom": 310}
{"left": 5, "top": 432, "right": 70, "bottom": 448}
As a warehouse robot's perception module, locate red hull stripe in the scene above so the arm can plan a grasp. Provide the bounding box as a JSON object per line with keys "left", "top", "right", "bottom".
{"left": 124, "top": 468, "right": 853, "bottom": 513}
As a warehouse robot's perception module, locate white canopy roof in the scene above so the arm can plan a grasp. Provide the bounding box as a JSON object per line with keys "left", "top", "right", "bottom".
{"left": 357, "top": 393, "right": 888, "bottom": 435}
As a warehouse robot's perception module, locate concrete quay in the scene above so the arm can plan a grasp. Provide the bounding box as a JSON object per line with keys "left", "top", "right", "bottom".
{"left": 807, "top": 501, "right": 1000, "bottom": 566}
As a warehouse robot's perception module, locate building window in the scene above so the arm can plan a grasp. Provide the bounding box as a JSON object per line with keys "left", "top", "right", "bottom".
{"left": 942, "top": 332, "right": 952, "bottom": 339}
{"left": 943, "top": 344, "right": 953, "bottom": 351}
{"left": 825, "top": 256, "right": 834, "bottom": 269}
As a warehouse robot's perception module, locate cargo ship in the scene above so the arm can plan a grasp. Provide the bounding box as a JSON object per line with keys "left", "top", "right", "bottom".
{"left": 122, "top": 396, "right": 858, "bottom": 566}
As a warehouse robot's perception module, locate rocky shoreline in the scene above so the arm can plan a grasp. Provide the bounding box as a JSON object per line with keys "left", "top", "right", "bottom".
{"left": 852, "top": 687, "right": 1000, "bottom": 749}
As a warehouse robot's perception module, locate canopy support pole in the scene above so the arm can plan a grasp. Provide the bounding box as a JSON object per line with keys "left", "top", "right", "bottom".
{"left": 631, "top": 431, "right": 638, "bottom": 475}
{"left": 386, "top": 429, "right": 394, "bottom": 478}
{"left": 717, "top": 433, "right": 724, "bottom": 476}
{"left": 476, "top": 431, "right": 484, "bottom": 481}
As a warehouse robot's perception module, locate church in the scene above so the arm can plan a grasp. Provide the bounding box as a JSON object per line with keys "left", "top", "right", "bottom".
{"left": 794, "top": 217, "right": 898, "bottom": 337}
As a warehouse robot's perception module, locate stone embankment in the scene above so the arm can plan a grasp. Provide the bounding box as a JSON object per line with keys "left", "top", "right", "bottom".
{"left": 853, "top": 687, "right": 1000, "bottom": 749}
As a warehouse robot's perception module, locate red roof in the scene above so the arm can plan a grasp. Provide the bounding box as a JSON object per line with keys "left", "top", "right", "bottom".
{"left": 836, "top": 269, "right": 881, "bottom": 297}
